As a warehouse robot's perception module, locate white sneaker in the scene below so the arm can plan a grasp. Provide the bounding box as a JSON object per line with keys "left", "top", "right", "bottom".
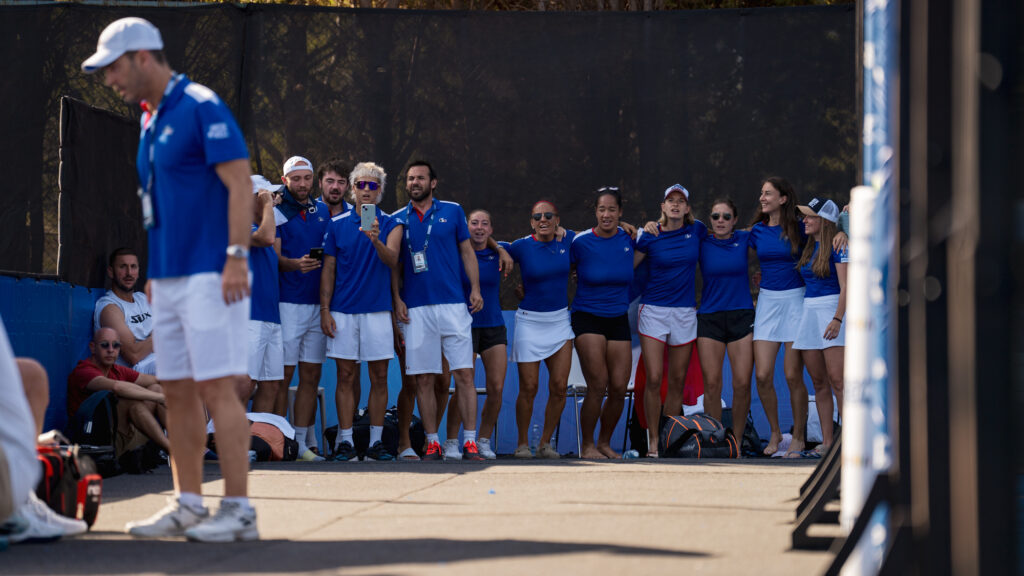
{"left": 476, "top": 437, "right": 497, "bottom": 460}
{"left": 9, "top": 492, "right": 87, "bottom": 543}
{"left": 184, "top": 501, "right": 259, "bottom": 543}
{"left": 443, "top": 439, "right": 462, "bottom": 461}
{"left": 126, "top": 497, "right": 208, "bottom": 538}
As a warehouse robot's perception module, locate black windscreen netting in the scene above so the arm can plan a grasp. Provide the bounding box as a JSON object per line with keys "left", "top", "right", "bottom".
{"left": 1, "top": 3, "right": 856, "bottom": 290}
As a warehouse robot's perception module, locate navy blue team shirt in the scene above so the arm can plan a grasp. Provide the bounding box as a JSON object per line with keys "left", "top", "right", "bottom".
{"left": 276, "top": 198, "right": 332, "bottom": 305}
{"left": 635, "top": 221, "right": 705, "bottom": 308}
{"left": 699, "top": 230, "right": 754, "bottom": 314}
{"left": 508, "top": 230, "right": 576, "bottom": 312}
{"left": 570, "top": 228, "right": 635, "bottom": 317}
{"left": 323, "top": 205, "right": 399, "bottom": 314}
{"left": 391, "top": 199, "right": 472, "bottom": 309}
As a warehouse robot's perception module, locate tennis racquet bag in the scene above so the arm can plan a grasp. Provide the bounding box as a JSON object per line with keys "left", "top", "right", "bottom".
{"left": 659, "top": 414, "right": 739, "bottom": 459}
{"left": 36, "top": 444, "right": 102, "bottom": 527}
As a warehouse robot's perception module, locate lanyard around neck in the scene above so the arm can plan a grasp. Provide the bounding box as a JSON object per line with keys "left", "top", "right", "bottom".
{"left": 405, "top": 200, "right": 435, "bottom": 254}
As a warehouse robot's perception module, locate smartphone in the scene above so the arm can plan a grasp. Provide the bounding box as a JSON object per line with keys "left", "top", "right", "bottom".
{"left": 360, "top": 204, "right": 375, "bottom": 231}
{"left": 309, "top": 247, "right": 324, "bottom": 261}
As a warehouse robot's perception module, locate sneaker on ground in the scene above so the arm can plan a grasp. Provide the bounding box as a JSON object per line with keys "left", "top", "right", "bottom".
{"left": 476, "top": 437, "right": 497, "bottom": 460}
{"left": 423, "top": 440, "right": 444, "bottom": 461}
{"left": 364, "top": 441, "right": 394, "bottom": 461}
{"left": 536, "top": 444, "right": 560, "bottom": 459}
{"left": 8, "top": 492, "right": 86, "bottom": 543}
{"left": 513, "top": 445, "right": 533, "bottom": 459}
{"left": 462, "top": 441, "right": 485, "bottom": 461}
{"left": 126, "top": 497, "right": 208, "bottom": 538}
{"left": 183, "top": 501, "right": 258, "bottom": 543}
{"left": 299, "top": 448, "right": 325, "bottom": 462}
{"left": 443, "top": 439, "right": 462, "bottom": 461}
{"left": 330, "top": 441, "right": 359, "bottom": 462}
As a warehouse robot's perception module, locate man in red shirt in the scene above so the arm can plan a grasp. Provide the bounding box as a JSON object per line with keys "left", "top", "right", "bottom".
{"left": 68, "top": 328, "right": 169, "bottom": 455}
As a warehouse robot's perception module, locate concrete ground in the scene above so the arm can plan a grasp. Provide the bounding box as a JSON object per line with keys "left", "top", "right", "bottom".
{"left": 2, "top": 458, "right": 834, "bottom": 575}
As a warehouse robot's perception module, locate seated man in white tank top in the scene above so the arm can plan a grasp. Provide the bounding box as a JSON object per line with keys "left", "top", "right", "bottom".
{"left": 94, "top": 248, "right": 156, "bottom": 374}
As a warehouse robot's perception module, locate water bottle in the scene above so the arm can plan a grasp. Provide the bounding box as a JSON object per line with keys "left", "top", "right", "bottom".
{"left": 622, "top": 449, "right": 640, "bottom": 459}
{"left": 248, "top": 450, "right": 257, "bottom": 462}
{"left": 528, "top": 424, "right": 541, "bottom": 455}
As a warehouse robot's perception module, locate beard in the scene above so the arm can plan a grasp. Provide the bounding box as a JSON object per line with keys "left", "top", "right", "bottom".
{"left": 408, "top": 186, "right": 432, "bottom": 202}
{"left": 113, "top": 278, "right": 136, "bottom": 293}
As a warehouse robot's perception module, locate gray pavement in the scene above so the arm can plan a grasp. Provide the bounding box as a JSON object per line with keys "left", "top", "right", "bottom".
{"left": 1, "top": 458, "right": 833, "bottom": 575}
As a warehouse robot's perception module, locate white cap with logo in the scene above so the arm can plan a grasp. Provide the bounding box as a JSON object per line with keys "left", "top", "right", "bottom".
{"left": 798, "top": 197, "right": 840, "bottom": 224}
{"left": 282, "top": 156, "right": 314, "bottom": 177}
{"left": 82, "top": 17, "right": 164, "bottom": 73}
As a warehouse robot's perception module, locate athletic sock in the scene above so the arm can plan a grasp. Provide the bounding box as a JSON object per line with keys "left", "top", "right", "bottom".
{"left": 294, "top": 427, "right": 307, "bottom": 450}
{"left": 426, "top": 433, "right": 440, "bottom": 445}
{"left": 369, "top": 426, "right": 383, "bottom": 445}
{"left": 338, "top": 428, "right": 354, "bottom": 448}
{"left": 305, "top": 425, "right": 318, "bottom": 450}
{"left": 463, "top": 430, "right": 476, "bottom": 444}
{"left": 178, "top": 492, "right": 204, "bottom": 512}
{"left": 222, "top": 496, "right": 252, "bottom": 510}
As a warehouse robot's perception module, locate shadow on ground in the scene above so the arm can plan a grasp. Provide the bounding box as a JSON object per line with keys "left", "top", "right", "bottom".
{"left": 0, "top": 537, "right": 708, "bottom": 573}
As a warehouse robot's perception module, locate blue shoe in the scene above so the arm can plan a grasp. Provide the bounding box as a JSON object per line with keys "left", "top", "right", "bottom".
{"left": 364, "top": 441, "right": 394, "bottom": 461}
{"left": 330, "top": 441, "right": 359, "bottom": 462}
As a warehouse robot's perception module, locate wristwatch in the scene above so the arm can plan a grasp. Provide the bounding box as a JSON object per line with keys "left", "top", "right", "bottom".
{"left": 226, "top": 244, "right": 249, "bottom": 259}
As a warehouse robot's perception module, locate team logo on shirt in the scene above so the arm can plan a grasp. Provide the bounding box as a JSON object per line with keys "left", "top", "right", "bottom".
{"left": 560, "top": 249, "right": 566, "bottom": 254}
{"left": 158, "top": 126, "right": 173, "bottom": 144}
{"left": 684, "top": 233, "right": 691, "bottom": 239}
{"left": 624, "top": 247, "right": 630, "bottom": 252}
{"left": 438, "top": 218, "right": 448, "bottom": 223}
{"left": 206, "top": 122, "right": 229, "bottom": 140}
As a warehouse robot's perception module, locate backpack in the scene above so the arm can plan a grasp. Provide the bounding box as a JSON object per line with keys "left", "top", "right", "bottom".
{"left": 36, "top": 444, "right": 102, "bottom": 527}
{"left": 720, "top": 407, "right": 764, "bottom": 457}
{"left": 659, "top": 413, "right": 739, "bottom": 459}
{"left": 70, "top": 390, "right": 117, "bottom": 448}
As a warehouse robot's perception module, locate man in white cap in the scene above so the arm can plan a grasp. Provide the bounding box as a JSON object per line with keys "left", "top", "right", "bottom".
{"left": 82, "top": 17, "right": 258, "bottom": 542}
{"left": 273, "top": 156, "right": 331, "bottom": 459}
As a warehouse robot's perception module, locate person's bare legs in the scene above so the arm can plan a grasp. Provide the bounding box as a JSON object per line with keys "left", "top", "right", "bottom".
{"left": 596, "top": 339, "right": 632, "bottom": 459}
{"left": 16, "top": 358, "right": 48, "bottom": 436}
{"left": 251, "top": 380, "right": 281, "bottom": 414}
{"left": 515, "top": 360, "right": 540, "bottom": 450}
{"left": 366, "top": 359, "right": 389, "bottom": 427}
{"left": 397, "top": 375, "right": 417, "bottom": 454}
{"left": 697, "top": 338, "right": 727, "bottom": 422}
{"left": 273, "top": 365, "right": 295, "bottom": 417}
{"left": 824, "top": 346, "right": 845, "bottom": 423}
{"left": 575, "top": 334, "right": 609, "bottom": 459}
{"left": 725, "top": 334, "right": 754, "bottom": 449}
{"left": 478, "top": 344, "right": 507, "bottom": 440}
{"left": 640, "top": 336, "right": 666, "bottom": 455}
{"left": 128, "top": 399, "right": 171, "bottom": 453}
{"left": 162, "top": 379, "right": 209, "bottom": 497}
{"left": 662, "top": 342, "right": 693, "bottom": 418}
{"left": 200, "top": 375, "right": 250, "bottom": 497}
{"left": 784, "top": 342, "right": 808, "bottom": 454}
{"left": 335, "top": 359, "right": 358, "bottom": 436}
{"left": 415, "top": 373, "right": 439, "bottom": 435}
{"left": 452, "top": 367, "right": 477, "bottom": 436}
{"left": 540, "top": 341, "right": 572, "bottom": 450}
{"left": 800, "top": 348, "right": 833, "bottom": 450}
{"left": 753, "top": 340, "right": 784, "bottom": 455}
{"left": 434, "top": 358, "right": 451, "bottom": 443}
{"left": 292, "top": 361, "right": 323, "bottom": 432}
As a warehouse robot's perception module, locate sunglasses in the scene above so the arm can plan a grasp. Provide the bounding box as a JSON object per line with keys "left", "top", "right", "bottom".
{"left": 711, "top": 212, "right": 733, "bottom": 221}
{"left": 355, "top": 181, "right": 380, "bottom": 191}
{"left": 597, "top": 186, "right": 619, "bottom": 193}
{"left": 532, "top": 212, "right": 556, "bottom": 221}
{"left": 99, "top": 341, "right": 121, "bottom": 350}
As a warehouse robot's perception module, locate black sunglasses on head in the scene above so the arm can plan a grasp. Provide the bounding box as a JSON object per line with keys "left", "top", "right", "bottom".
{"left": 711, "top": 212, "right": 733, "bottom": 221}
{"left": 532, "top": 212, "right": 556, "bottom": 221}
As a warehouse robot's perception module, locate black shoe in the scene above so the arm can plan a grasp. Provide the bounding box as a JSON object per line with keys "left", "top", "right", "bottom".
{"left": 364, "top": 441, "right": 394, "bottom": 461}
{"left": 330, "top": 441, "right": 359, "bottom": 462}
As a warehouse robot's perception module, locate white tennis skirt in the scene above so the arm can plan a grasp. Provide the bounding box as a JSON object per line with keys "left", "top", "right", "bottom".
{"left": 511, "top": 308, "right": 574, "bottom": 363}
{"left": 793, "top": 294, "right": 845, "bottom": 350}
{"left": 753, "top": 286, "right": 805, "bottom": 343}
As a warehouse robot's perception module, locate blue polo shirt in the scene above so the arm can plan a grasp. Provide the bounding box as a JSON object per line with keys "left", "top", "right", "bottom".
{"left": 699, "top": 230, "right": 754, "bottom": 314}
{"left": 323, "top": 206, "right": 399, "bottom": 314}
{"left": 635, "top": 221, "right": 705, "bottom": 308}
{"left": 461, "top": 242, "right": 510, "bottom": 328}
{"left": 136, "top": 76, "right": 249, "bottom": 279}
{"left": 276, "top": 197, "right": 331, "bottom": 305}
{"left": 749, "top": 222, "right": 807, "bottom": 291}
{"left": 507, "top": 231, "right": 576, "bottom": 312}
{"left": 570, "top": 228, "right": 635, "bottom": 317}
{"left": 249, "top": 224, "right": 281, "bottom": 324}
{"left": 392, "top": 199, "right": 471, "bottom": 309}
{"left": 799, "top": 242, "right": 849, "bottom": 298}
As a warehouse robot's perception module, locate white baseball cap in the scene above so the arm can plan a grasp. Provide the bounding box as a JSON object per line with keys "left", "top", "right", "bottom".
{"left": 251, "top": 175, "right": 283, "bottom": 195}
{"left": 663, "top": 183, "right": 689, "bottom": 200}
{"left": 282, "top": 156, "right": 314, "bottom": 177}
{"left": 82, "top": 17, "right": 164, "bottom": 73}
{"left": 798, "top": 197, "right": 840, "bottom": 224}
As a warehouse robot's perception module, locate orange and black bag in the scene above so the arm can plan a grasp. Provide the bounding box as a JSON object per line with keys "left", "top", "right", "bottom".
{"left": 659, "top": 414, "right": 739, "bottom": 459}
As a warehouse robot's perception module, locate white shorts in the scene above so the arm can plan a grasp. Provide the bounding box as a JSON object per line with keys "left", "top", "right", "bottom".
{"left": 248, "top": 320, "right": 284, "bottom": 381}
{"left": 279, "top": 302, "right": 326, "bottom": 365}
{"left": 0, "top": 319, "right": 39, "bottom": 521}
{"left": 326, "top": 311, "right": 395, "bottom": 362}
{"left": 793, "top": 294, "right": 846, "bottom": 350}
{"left": 398, "top": 303, "right": 474, "bottom": 374}
{"left": 132, "top": 353, "right": 157, "bottom": 375}
{"left": 753, "top": 286, "right": 805, "bottom": 343}
{"left": 151, "top": 273, "right": 249, "bottom": 382}
{"left": 512, "top": 308, "right": 574, "bottom": 363}
{"left": 637, "top": 304, "right": 697, "bottom": 346}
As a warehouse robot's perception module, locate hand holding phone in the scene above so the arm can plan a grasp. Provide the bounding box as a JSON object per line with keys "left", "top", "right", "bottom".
{"left": 309, "top": 247, "right": 324, "bottom": 261}
{"left": 360, "top": 204, "right": 376, "bottom": 231}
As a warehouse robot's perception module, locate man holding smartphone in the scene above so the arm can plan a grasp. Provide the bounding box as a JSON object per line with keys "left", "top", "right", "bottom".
{"left": 273, "top": 156, "right": 330, "bottom": 459}
{"left": 319, "top": 162, "right": 402, "bottom": 461}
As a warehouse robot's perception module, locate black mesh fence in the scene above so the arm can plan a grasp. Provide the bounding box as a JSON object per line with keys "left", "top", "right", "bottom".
{"left": 1, "top": 3, "right": 856, "bottom": 289}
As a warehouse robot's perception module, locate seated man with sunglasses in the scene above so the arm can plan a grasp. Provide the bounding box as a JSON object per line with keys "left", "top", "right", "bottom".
{"left": 67, "top": 328, "right": 170, "bottom": 456}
